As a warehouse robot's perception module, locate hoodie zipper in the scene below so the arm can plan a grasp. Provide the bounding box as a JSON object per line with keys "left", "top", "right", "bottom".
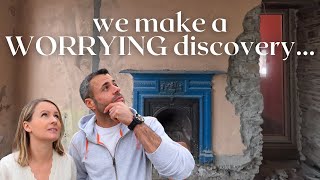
{"left": 97, "top": 129, "right": 129, "bottom": 180}
{"left": 104, "top": 147, "right": 118, "bottom": 180}
{"left": 112, "top": 157, "right": 117, "bottom": 180}
{"left": 113, "top": 131, "right": 129, "bottom": 180}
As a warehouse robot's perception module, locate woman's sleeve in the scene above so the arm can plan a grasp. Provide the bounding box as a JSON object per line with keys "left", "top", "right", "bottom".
{"left": 0, "top": 157, "right": 9, "bottom": 179}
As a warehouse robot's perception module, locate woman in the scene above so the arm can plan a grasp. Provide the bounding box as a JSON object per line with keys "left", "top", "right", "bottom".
{"left": 0, "top": 98, "right": 76, "bottom": 180}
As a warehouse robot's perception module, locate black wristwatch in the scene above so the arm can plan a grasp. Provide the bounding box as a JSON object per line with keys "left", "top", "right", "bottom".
{"left": 128, "top": 113, "right": 144, "bottom": 131}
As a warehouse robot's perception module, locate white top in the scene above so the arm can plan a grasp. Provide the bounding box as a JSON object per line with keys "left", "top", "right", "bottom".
{"left": 0, "top": 150, "right": 76, "bottom": 180}
{"left": 95, "top": 123, "right": 122, "bottom": 157}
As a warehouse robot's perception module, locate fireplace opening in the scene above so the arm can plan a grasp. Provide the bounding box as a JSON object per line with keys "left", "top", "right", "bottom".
{"left": 144, "top": 97, "right": 199, "bottom": 160}
{"left": 123, "top": 70, "right": 215, "bottom": 163}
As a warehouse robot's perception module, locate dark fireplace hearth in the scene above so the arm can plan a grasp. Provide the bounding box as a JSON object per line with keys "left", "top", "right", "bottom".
{"left": 121, "top": 70, "right": 218, "bottom": 164}
{"left": 144, "top": 97, "right": 199, "bottom": 160}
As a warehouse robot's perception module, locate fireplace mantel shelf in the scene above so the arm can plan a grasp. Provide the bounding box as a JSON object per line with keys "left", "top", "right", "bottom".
{"left": 120, "top": 69, "right": 226, "bottom": 75}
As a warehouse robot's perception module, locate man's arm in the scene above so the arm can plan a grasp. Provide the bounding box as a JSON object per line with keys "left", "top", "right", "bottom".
{"left": 144, "top": 117, "right": 195, "bottom": 179}
{"left": 133, "top": 123, "right": 161, "bottom": 153}
{"left": 134, "top": 120, "right": 195, "bottom": 179}
{"left": 105, "top": 102, "right": 195, "bottom": 179}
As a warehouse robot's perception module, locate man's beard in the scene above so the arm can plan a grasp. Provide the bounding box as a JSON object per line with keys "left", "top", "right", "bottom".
{"left": 93, "top": 94, "right": 124, "bottom": 115}
{"left": 111, "top": 94, "right": 125, "bottom": 103}
{"left": 95, "top": 101, "right": 107, "bottom": 114}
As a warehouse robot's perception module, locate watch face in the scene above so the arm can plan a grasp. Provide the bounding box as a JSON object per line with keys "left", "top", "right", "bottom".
{"left": 136, "top": 114, "right": 144, "bottom": 122}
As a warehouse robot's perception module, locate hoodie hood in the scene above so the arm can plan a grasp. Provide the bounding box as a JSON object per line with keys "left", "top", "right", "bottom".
{"left": 78, "top": 113, "right": 96, "bottom": 143}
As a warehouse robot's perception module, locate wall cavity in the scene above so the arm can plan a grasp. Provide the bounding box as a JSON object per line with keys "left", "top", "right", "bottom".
{"left": 181, "top": 6, "right": 263, "bottom": 180}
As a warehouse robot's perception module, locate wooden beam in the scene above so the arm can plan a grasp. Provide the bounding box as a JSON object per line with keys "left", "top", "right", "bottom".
{"left": 262, "top": 0, "right": 318, "bottom": 8}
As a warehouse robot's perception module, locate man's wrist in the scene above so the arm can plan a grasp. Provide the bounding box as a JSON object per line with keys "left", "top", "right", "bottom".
{"left": 128, "top": 113, "right": 144, "bottom": 130}
{"left": 132, "top": 123, "right": 144, "bottom": 131}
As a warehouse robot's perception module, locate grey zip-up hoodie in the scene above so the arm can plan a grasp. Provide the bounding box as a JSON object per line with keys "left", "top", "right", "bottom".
{"left": 69, "top": 109, "right": 195, "bottom": 180}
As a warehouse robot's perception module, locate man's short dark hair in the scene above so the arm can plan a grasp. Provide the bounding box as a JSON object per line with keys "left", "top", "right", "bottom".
{"left": 79, "top": 68, "right": 109, "bottom": 102}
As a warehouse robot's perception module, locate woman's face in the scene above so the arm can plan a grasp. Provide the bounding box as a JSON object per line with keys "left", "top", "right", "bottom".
{"left": 24, "top": 101, "right": 62, "bottom": 143}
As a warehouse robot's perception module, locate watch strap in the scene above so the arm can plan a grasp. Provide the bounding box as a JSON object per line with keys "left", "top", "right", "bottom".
{"left": 128, "top": 114, "right": 143, "bottom": 131}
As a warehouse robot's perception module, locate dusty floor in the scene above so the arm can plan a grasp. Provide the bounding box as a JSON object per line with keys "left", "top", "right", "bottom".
{"left": 254, "top": 160, "right": 304, "bottom": 180}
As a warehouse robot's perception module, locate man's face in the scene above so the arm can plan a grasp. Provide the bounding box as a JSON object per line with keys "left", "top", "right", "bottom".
{"left": 87, "top": 74, "right": 124, "bottom": 114}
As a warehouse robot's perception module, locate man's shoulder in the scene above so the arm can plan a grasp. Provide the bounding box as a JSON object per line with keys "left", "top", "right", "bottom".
{"left": 70, "top": 130, "right": 86, "bottom": 144}
{"left": 68, "top": 131, "right": 86, "bottom": 156}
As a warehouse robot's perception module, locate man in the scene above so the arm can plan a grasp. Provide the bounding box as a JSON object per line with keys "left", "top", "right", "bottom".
{"left": 69, "top": 68, "right": 195, "bottom": 180}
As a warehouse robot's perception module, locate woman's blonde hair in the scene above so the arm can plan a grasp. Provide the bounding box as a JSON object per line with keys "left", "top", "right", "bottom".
{"left": 12, "top": 98, "right": 65, "bottom": 166}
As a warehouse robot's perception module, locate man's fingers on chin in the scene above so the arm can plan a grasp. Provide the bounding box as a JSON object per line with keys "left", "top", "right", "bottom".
{"left": 104, "top": 103, "right": 114, "bottom": 113}
{"left": 112, "top": 118, "right": 120, "bottom": 123}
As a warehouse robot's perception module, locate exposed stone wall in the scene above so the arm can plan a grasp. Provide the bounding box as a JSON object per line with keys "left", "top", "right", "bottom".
{"left": 296, "top": 4, "right": 320, "bottom": 179}
{"left": 162, "top": 6, "right": 263, "bottom": 180}
{"left": 225, "top": 6, "right": 263, "bottom": 180}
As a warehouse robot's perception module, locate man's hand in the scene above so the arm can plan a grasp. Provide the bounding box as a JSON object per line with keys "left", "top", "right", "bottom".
{"left": 105, "top": 102, "right": 161, "bottom": 153}
{"left": 104, "top": 102, "right": 133, "bottom": 126}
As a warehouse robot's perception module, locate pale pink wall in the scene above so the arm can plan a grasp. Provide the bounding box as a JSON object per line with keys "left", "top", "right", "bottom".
{"left": 213, "top": 75, "right": 246, "bottom": 155}
{"left": 0, "top": 0, "right": 18, "bottom": 157}
{"left": 99, "top": 0, "right": 260, "bottom": 72}
{"left": 2, "top": 0, "right": 260, "bottom": 155}
{"left": 14, "top": 0, "right": 90, "bottom": 146}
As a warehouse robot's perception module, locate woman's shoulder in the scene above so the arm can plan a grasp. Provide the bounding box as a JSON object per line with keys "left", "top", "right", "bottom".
{"left": 0, "top": 152, "right": 19, "bottom": 167}
{"left": 52, "top": 151, "right": 76, "bottom": 178}
{"left": 53, "top": 151, "right": 74, "bottom": 163}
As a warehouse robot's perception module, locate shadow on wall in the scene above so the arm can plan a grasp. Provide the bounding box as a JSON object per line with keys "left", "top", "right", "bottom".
{"left": 0, "top": 86, "right": 11, "bottom": 113}
{"left": 301, "top": 108, "right": 320, "bottom": 179}
{"left": 0, "top": 85, "right": 12, "bottom": 158}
